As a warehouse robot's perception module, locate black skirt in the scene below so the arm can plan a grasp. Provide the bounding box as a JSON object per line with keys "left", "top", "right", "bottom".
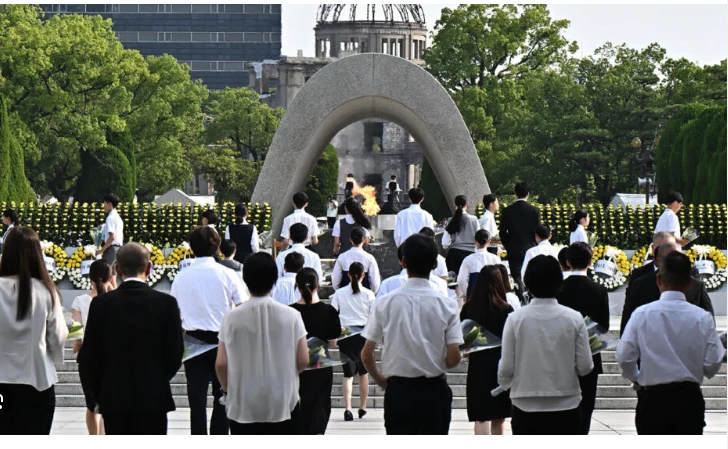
{"left": 299, "top": 368, "right": 334, "bottom": 435}
{"left": 466, "top": 347, "right": 511, "bottom": 422}
{"left": 445, "top": 248, "right": 473, "bottom": 275}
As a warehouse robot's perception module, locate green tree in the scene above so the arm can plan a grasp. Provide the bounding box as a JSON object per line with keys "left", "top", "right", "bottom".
{"left": 74, "top": 145, "right": 134, "bottom": 203}
{"left": 655, "top": 103, "right": 706, "bottom": 198}
{"left": 305, "top": 144, "right": 338, "bottom": 217}
{"left": 106, "top": 127, "right": 137, "bottom": 193}
{"left": 0, "top": 96, "right": 11, "bottom": 201}
{"left": 187, "top": 145, "right": 263, "bottom": 202}
{"left": 709, "top": 125, "right": 727, "bottom": 203}
{"left": 680, "top": 107, "right": 719, "bottom": 202}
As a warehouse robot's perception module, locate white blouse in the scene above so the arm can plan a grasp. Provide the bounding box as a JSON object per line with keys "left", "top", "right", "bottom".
{"left": 71, "top": 293, "right": 93, "bottom": 327}
{"left": 330, "top": 284, "right": 375, "bottom": 328}
{"left": 570, "top": 224, "right": 589, "bottom": 245}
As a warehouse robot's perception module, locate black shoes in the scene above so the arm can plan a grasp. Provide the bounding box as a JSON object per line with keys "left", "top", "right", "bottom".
{"left": 358, "top": 409, "right": 367, "bottom": 419}
{"left": 344, "top": 410, "right": 354, "bottom": 421}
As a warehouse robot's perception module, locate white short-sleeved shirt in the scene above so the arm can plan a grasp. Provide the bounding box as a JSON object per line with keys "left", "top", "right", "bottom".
{"left": 457, "top": 248, "right": 502, "bottom": 297}
{"left": 103, "top": 209, "right": 124, "bottom": 246}
{"left": 276, "top": 244, "right": 323, "bottom": 279}
{"left": 271, "top": 273, "right": 299, "bottom": 306}
{"left": 478, "top": 209, "right": 498, "bottom": 238}
{"left": 362, "top": 278, "right": 463, "bottom": 378}
{"left": 218, "top": 296, "right": 307, "bottom": 424}
{"left": 332, "top": 215, "right": 371, "bottom": 238}
{"left": 330, "top": 284, "right": 375, "bottom": 327}
{"left": 170, "top": 257, "right": 249, "bottom": 331}
{"left": 569, "top": 224, "right": 589, "bottom": 245}
{"left": 332, "top": 247, "right": 381, "bottom": 294}
{"left": 394, "top": 205, "right": 434, "bottom": 247}
{"left": 654, "top": 209, "right": 680, "bottom": 237}
{"left": 71, "top": 294, "right": 93, "bottom": 327}
{"left": 521, "top": 240, "right": 559, "bottom": 281}
{"left": 434, "top": 255, "right": 448, "bottom": 278}
{"left": 376, "top": 269, "right": 449, "bottom": 300}
{"left": 280, "top": 209, "right": 319, "bottom": 246}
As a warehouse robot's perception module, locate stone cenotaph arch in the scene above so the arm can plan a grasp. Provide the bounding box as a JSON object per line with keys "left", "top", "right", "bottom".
{"left": 251, "top": 53, "right": 490, "bottom": 238}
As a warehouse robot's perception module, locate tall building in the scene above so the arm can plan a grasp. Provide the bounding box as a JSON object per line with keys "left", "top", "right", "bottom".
{"left": 39, "top": 4, "right": 282, "bottom": 90}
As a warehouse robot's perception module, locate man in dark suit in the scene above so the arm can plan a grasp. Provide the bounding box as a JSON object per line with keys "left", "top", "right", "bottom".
{"left": 498, "top": 181, "right": 540, "bottom": 303}
{"left": 627, "top": 231, "right": 676, "bottom": 290}
{"left": 79, "top": 243, "right": 184, "bottom": 435}
{"left": 556, "top": 242, "right": 610, "bottom": 435}
{"left": 620, "top": 242, "right": 714, "bottom": 336}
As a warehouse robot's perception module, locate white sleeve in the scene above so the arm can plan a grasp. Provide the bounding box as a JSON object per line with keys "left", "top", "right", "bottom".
{"left": 457, "top": 258, "right": 469, "bottom": 298}
{"left": 332, "top": 219, "right": 341, "bottom": 238}
{"left": 393, "top": 214, "right": 402, "bottom": 247}
{"left": 71, "top": 296, "right": 82, "bottom": 311}
{"left": 497, "top": 315, "right": 516, "bottom": 390}
{"left": 280, "top": 217, "right": 290, "bottom": 239}
{"left": 309, "top": 216, "right": 319, "bottom": 240}
{"left": 251, "top": 225, "right": 259, "bottom": 252}
{"left": 224, "top": 225, "right": 230, "bottom": 240}
{"left": 521, "top": 249, "right": 532, "bottom": 281}
{"left": 276, "top": 252, "right": 285, "bottom": 277}
{"left": 312, "top": 254, "right": 323, "bottom": 280}
{"left": 230, "top": 273, "right": 249, "bottom": 306}
{"left": 332, "top": 258, "right": 343, "bottom": 290}
{"left": 441, "top": 230, "right": 451, "bottom": 248}
{"left": 330, "top": 292, "right": 340, "bottom": 311}
{"left": 368, "top": 257, "right": 381, "bottom": 294}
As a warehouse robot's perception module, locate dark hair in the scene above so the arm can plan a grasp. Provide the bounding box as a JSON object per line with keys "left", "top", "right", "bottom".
{"left": 535, "top": 224, "right": 551, "bottom": 240}
{"left": 658, "top": 252, "right": 692, "bottom": 290}
{"left": 103, "top": 194, "right": 120, "bottom": 208}
{"left": 445, "top": 195, "right": 468, "bottom": 235}
{"left": 295, "top": 267, "right": 319, "bottom": 305}
{"left": 116, "top": 243, "right": 151, "bottom": 278}
{"left": 467, "top": 265, "right": 510, "bottom": 316}
{"left": 558, "top": 247, "right": 570, "bottom": 271}
{"left": 568, "top": 209, "right": 589, "bottom": 233}
{"left": 284, "top": 251, "right": 305, "bottom": 273}
{"left": 524, "top": 255, "right": 563, "bottom": 298}
{"left": 243, "top": 252, "right": 278, "bottom": 296}
{"left": 289, "top": 223, "right": 309, "bottom": 244}
{"left": 347, "top": 173, "right": 354, "bottom": 178}
{"left": 89, "top": 259, "right": 113, "bottom": 295}
{"left": 344, "top": 197, "right": 371, "bottom": 229}
{"left": 408, "top": 187, "right": 425, "bottom": 204}
{"left": 350, "top": 226, "right": 366, "bottom": 246}
{"left": 495, "top": 264, "right": 513, "bottom": 293}
{"left": 402, "top": 234, "right": 438, "bottom": 277}
{"left": 514, "top": 182, "right": 529, "bottom": 199}
{"left": 188, "top": 226, "right": 221, "bottom": 257}
{"left": 2, "top": 209, "right": 19, "bottom": 225}
{"left": 474, "top": 229, "right": 490, "bottom": 246}
{"left": 293, "top": 192, "right": 309, "bottom": 209}
{"left": 567, "top": 242, "right": 592, "bottom": 270}
{"left": 220, "top": 239, "right": 237, "bottom": 258}
{"left": 482, "top": 194, "right": 497, "bottom": 211}
{"left": 348, "top": 261, "right": 365, "bottom": 294}
{"left": 234, "top": 203, "right": 248, "bottom": 225}
{"left": 397, "top": 244, "right": 404, "bottom": 261}
{"left": 0, "top": 227, "right": 60, "bottom": 321}
{"left": 201, "top": 209, "right": 219, "bottom": 226}
{"left": 390, "top": 175, "right": 397, "bottom": 180}
{"left": 418, "top": 227, "right": 435, "bottom": 239}
{"left": 665, "top": 191, "right": 684, "bottom": 205}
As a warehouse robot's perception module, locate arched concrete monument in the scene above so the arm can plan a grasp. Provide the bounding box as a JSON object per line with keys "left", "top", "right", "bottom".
{"left": 251, "top": 53, "right": 490, "bottom": 237}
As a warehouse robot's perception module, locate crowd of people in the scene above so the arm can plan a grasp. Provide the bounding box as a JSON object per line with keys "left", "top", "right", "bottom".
{"left": 0, "top": 183, "right": 725, "bottom": 436}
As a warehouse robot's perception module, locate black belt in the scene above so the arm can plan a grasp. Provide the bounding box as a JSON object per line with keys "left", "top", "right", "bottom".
{"left": 186, "top": 330, "right": 219, "bottom": 345}
{"left": 389, "top": 374, "right": 447, "bottom": 383}
{"left": 638, "top": 381, "right": 700, "bottom": 393}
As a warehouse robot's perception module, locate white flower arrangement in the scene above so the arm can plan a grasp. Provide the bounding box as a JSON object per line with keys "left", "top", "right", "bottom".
{"left": 592, "top": 271, "right": 627, "bottom": 291}
{"left": 50, "top": 266, "right": 67, "bottom": 284}
{"left": 702, "top": 268, "right": 727, "bottom": 292}
{"left": 67, "top": 267, "right": 92, "bottom": 291}
{"left": 83, "top": 245, "right": 98, "bottom": 257}
{"left": 165, "top": 264, "right": 180, "bottom": 283}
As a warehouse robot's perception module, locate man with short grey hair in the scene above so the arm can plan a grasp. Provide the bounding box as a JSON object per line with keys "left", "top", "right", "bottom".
{"left": 628, "top": 231, "right": 676, "bottom": 290}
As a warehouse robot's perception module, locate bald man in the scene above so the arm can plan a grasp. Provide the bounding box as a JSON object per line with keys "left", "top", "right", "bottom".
{"left": 628, "top": 232, "right": 676, "bottom": 290}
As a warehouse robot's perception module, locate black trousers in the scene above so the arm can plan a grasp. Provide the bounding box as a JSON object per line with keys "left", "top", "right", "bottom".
{"left": 445, "top": 248, "right": 473, "bottom": 275}
{"left": 635, "top": 382, "right": 705, "bottom": 435}
{"left": 511, "top": 405, "right": 581, "bottom": 435}
{"left": 384, "top": 375, "right": 452, "bottom": 435}
{"left": 229, "top": 404, "right": 302, "bottom": 435}
{"left": 0, "top": 384, "right": 55, "bottom": 435}
{"left": 184, "top": 330, "right": 228, "bottom": 435}
{"left": 327, "top": 217, "right": 337, "bottom": 229}
{"left": 103, "top": 412, "right": 168, "bottom": 435}
{"left": 578, "top": 369, "right": 599, "bottom": 434}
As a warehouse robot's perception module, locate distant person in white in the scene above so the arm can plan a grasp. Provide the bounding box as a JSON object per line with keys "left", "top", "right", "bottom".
{"left": 332, "top": 227, "right": 381, "bottom": 294}
{"left": 521, "top": 224, "right": 559, "bottom": 281}
{"left": 457, "top": 230, "right": 501, "bottom": 301}
{"left": 326, "top": 196, "right": 339, "bottom": 229}
{"left": 418, "top": 227, "right": 448, "bottom": 279}
{"left": 96, "top": 194, "right": 124, "bottom": 266}
{"left": 478, "top": 194, "right": 499, "bottom": 237}
{"left": 272, "top": 252, "right": 304, "bottom": 306}
{"left": 275, "top": 223, "right": 323, "bottom": 279}
{"left": 215, "top": 252, "right": 309, "bottom": 435}
{"left": 568, "top": 209, "right": 589, "bottom": 245}
{"left": 280, "top": 192, "right": 319, "bottom": 249}
{"left": 394, "top": 187, "right": 434, "bottom": 247}
{"left": 654, "top": 191, "right": 689, "bottom": 246}
{"left": 616, "top": 251, "right": 725, "bottom": 435}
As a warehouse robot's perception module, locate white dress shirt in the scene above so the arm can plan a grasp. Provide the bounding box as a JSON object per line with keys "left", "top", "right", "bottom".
{"left": 616, "top": 291, "right": 725, "bottom": 386}
{"left": 394, "top": 204, "right": 434, "bottom": 247}
{"left": 376, "top": 269, "right": 449, "bottom": 299}
{"left": 332, "top": 247, "right": 381, "bottom": 294}
{"left": 71, "top": 293, "right": 93, "bottom": 327}
{"left": 330, "top": 284, "right": 375, "bottom": 327}
{"left": 218, "top": 296, "right": 307, "bottom": 424}
{"left": 276, "top": 244, "right": 323, "bottom": 279}
{"left": 271, "top": 273, "right": 299, "bottom": 306}
{"left": 170, "top": 257, "right": 248, "bottom": 331}
{"left": 521, "top": 240, "right": 559, "bottom": 280}
{"left": 362, "top": 278, "right": 463, "bottom": 378}
{"left": 280, "top": 209, "right": 319, "bottom": 246}
{"left": 224, "top": 220, "right": 260, "bottom": 253}
{"left": 478, "top": 209, "right": 498, "bottom": 237}
{"left": 326, "top": 201, "right": 338, "bottom": 218}
{"left": 457, "top": 248, "right": 502, "bottom": 297}
{"left": 498, "top": 298, "right": 593, "bottom": 412}
{"left": 434, "top": 255, "right": 448, "bottom": 278}
{"left": 1, "top": 223, "right": 14, "bottom": 245}
{"left": 103, "top": 209, "right": 124, "bottom": 246}
{"left": 654, "top": 208, "right": 681, "bottom": 237}
{"left": 0, "top": 278, "right": 67, "bottom": 391}
{"left": 569, "top": 224, "right": 588, "bottom": 245}
{"left": 331, "top": 215, "right": 371, "bottom": 238}
{"left": 506, "top": 292, "right": 521, "bottom": 311}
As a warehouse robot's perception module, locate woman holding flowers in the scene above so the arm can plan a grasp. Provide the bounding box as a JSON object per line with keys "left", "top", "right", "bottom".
{"left": 569, "top": 209, "right": 590, "bottom": 245}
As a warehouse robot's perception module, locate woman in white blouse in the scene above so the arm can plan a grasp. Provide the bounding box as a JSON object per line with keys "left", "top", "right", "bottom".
{"left": 332, "top": 227, "right": 380, "bottom": 294}
{"left": 569, "top": 209, "right": 590, "bottom": 245}
{"left": 0, "top": 226, "right": 68, "bottom": 435}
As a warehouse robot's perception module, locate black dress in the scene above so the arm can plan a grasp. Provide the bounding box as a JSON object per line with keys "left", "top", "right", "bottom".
{"left": 460, "top": 300, "right": 514, "bottom": 422}
{"left": 290, "top": 302, "right": 342, "bottom": 435}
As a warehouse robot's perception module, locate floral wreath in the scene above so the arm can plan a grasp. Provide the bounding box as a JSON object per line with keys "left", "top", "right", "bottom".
{"left": 41, "top": 241, "right": 68, "bottom": 284}
{"left": 165, "top": 242, "right": 195, "bottom": 283}
{"left": 591, "top": 245, "right": 631, "bottom": 292}
{"left": 630, "top": 245, "right": 653, "bottom": 270}
{"left": 138, "top": 242, "right": 166, "bottom": 287}
{"left": 66, "top": 245, "right": 98, "bottom": 290}
{"left": 686, "top": 245, "right": 727, "bottom": 292}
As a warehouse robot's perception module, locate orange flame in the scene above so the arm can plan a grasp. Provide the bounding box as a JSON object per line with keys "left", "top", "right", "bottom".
{"left": 352, "top": 182, "right": 381, "bottom": 216}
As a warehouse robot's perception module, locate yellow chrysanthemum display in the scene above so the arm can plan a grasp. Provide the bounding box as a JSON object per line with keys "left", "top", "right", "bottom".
{"left": 166, "top": 246, "right": 194, "bottom": 266}
{"left": 686, "top": 246, "right": 727, "bottom": 270}
{"left": 44, "top": 243, "right": 68, "bottom": 268}
{"left": 591, "top": 245, "right": 631, "bottom": 275}
{"left": 630, "top": 245, "right": 652, "bottom": 269}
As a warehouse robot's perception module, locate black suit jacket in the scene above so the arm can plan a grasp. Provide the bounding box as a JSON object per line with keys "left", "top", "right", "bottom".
{"left": 498, "top": 200, "right": 540, "bottom": 275}
{"left": 628, "top": 261, "right": 654, "bottom": 290}
{"left": 620, "top": 271, "right": 715, "bottom": 336}
{"left": 556, "top": 275, "right": 610, "bottom": 375}
{"left": 78, "top": 281, "right": 184, "bottom": 414}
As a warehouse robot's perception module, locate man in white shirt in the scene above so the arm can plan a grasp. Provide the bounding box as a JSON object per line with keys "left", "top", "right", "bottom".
{"left": 654, "top": 191, "right": 689, "bottom": 246}
{"left": 280, "top": 192, "right": 319, "bottom": 248}
{"left": 361, "top": 234, "right": 463, "bottom": 435}
{"left": 275, "top": 223, "right": 323, "bottom": 279}
{"left": 394, "top": 188, "right": 434, "bottom": 247}
{"left": 616, "top": 251, "right": 725, "bottom": 435}
{"left": 170, "top": 227, "right": 248, "bottom": 435}
{"left": 520, "top": 224, "right": 558, "bottom": 281}
{"left": 272, "top": 252, "right": 304, "bottom": 305}
{"left": 215, "top": 252, "right": 309, "bottom": 435}
{"left": 96, "top": 194, "right": 124, "bottom": 265}
{"left": 418, "top": 227, "right": 448, "bottom": 279}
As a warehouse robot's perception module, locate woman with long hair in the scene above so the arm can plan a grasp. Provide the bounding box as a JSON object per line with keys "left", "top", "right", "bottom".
{"left": 443, "top": 195, "right": 480, "bottom": 274}
{"left": 290, "top": 268, "right": 341, "bottom": 434}
{"left": 224, "top": 203, "right": 259, "bottom": 263}
{"left": 333, "top": 197, "right": 371, "bottom": 255}
{"left": 569, "top": 209, "right": 590, "bottom": 245}
{"left": 72, "top": 259, "right": 116, "bottom": 435}
{"left": 461, "top": 265, "right": 514, "bottom": 435}
{"left": 0, "top": 227, "right": 67, "bottom": 434}
{"left": 331, "top": 227, "right": 381, "bottom": 294}
{"left": 330, "top": 262, "right": 375, "bottom": 422}
{"left": 495, "top": 264, "right": 521, "bottom": 311}
{"left": 1, "top": 208, "right": 20, "bottom": 249}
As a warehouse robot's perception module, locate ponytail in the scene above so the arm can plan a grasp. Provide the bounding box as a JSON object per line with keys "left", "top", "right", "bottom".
{"left": 445, "top": 195, "right": 468, "bottom": 235}
{"left": 295, "top": 267, "right": 319, "bottom": 305}
{"left": 350, "top": 226, "right": 366, "bottom": 247}
{"left": 569, "top": 209, "right": 589, "bottom": 233}
{"left": 345, "top": 197, "right": 372, "bottom": 230}
{"left": 234, "top": 203, "right": 248, "bottom": 225}
{"left": 89, "top": 260, "right": 113, "bottom": 295}
{"left": 348, "top": 262, "right": 364, "bottom": 295}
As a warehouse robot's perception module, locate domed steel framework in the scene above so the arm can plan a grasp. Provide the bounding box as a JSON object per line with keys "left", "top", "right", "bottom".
{"left": 316, "top": 4, "right": 426, "bottom": 24}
